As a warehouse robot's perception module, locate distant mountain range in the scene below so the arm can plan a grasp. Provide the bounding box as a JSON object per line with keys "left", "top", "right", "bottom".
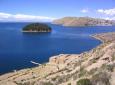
{"left": 53, "top": 17, "right": 115, "bottom": 27}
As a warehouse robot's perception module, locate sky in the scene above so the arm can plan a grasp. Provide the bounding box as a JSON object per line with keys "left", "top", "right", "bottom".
{"left": 0, "top": 0, "right": 115, "bottom": 22}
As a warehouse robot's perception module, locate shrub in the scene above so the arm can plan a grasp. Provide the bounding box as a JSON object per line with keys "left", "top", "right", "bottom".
{"left": 17, "top": 82, "right": 34, "bottom": 85}
{"left": 112, "top": 55, "right": 115, "bottom": 61}
{"left": 91, "top": 71, "right": 110, "bottom": 85}
{"left": 43, "top": 82, "right": 53, "bottom": 85}
{"left": 51, "top": 77, "right": 57, "bottom": 81}
{"left": 102, "top": 64, "right": 114, "bottom": 72}
{"left": 88, "top": 68, "right": 98, "bottom": 75}
{"left": 72, "top": 70, "right": 79, "bottom": 80}
{"left": 78, "top": 67, "right": 88, "bottom": 78}
{"left": 68, "top": 83, "right": 71, "bottom": 85}
{"left": 77, "top": 78, "right": 92, "bottom": 85}
{"left": 106, "top": 64, "right": 114, "bottom": 72}
{"left": 92, "top": 59, "right": 96, "bottom": 63}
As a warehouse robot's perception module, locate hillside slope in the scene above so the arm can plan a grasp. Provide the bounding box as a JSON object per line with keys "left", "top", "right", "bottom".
{"left": 0, "top": 33, "right": 115, "bottom": 85}
{"left": 53, "top": 17, "right": 115, "bottom": 27}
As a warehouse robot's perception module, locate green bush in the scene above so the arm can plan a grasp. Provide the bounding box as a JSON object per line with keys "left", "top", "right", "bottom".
{"left": 77, "top": 78, "right": 92, "bottom": 85}
{"left": 43, "top": 82, "right": 53, "bottom": 85}
{"left": 67, "top": 83, "right": 71, "bottom": 85}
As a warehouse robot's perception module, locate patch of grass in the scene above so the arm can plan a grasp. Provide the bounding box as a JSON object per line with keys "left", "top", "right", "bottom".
{"left": 77, "top": 78, "right": 92, "bottom": 85}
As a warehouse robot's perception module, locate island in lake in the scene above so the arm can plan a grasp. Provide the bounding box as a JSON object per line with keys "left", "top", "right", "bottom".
{"left": 22, "top": 23, "right": 52, "bottom": 32}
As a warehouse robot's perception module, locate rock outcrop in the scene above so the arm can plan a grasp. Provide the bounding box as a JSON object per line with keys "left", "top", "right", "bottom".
{"left": 53, "top": 17, "right": 115, "bottom": 27}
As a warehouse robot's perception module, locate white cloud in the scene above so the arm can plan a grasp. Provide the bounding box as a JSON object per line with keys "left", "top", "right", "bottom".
{"left": 0, "top": 12, "right": 12, "bottom": 18}
{"left": 81, "top": 9, "right": 89, "bottom": 13}
{"left": 97, "top": 8, "right": 115, "bottom": 16}
{"left": 0, "top": 12, "right": 56, "bottom": 22}
{"left": 104, "top": 17, "right": 115, "bottom": 20}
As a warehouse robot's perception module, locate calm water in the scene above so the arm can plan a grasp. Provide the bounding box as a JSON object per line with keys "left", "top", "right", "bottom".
{"left": 0, "top": 22, "right": 115, "bottom": 74}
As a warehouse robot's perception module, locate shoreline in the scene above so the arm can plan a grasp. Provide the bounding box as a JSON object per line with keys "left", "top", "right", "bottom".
{"left": 91, "top": 34, "right": 104, "bottom": 43}
{"left": 0, "top": 32, "right": 111, "bottom": 74}
{"left": 0, "top": 32, "right": 113, "bottom": 75}
{"left": 0, "top": 32, "right": 115, "bottom": 85}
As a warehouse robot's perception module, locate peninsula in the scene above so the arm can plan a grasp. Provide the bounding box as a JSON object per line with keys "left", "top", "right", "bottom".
{"left": 53, "top": 17, "right": 115, "bottom": 27}
{"left": 0, "top": 32, "right": 115, "bottom": 85}
{"left": 22, "top": 23, "right": 52, "bottom": 32}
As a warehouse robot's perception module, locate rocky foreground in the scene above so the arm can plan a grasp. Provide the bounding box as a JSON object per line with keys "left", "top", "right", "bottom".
{"left": 53, "top": 17, "right": 115, "bottom": 27}
{"left": 0, "top": 33, "right": 115, "bottom": 85}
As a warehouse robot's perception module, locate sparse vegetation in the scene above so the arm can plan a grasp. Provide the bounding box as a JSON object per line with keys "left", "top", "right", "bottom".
{"left": 91, "top": 71, "right": 110, "bottom": 85}
{"left": 78, "top": 67, "right": 88, "bottom": 78}
{"left": 72, "top": 71, "right": 79, "bottom": 80}
{"left": 102, "top": 64, "right": 114, "bottom": 72}
{"left": 112, "top": 54, "right": 115, "bottom": 61}
{"left": 88, "top": 68, "right": 98, "bottom": 75}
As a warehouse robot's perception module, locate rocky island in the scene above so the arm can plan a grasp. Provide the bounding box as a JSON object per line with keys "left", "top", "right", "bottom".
{"left": 0, "top": 32, "right": 115, "bottom": 85}
{"left": 22, "top": 23, "right": 52, "bottom": 32}
{"left": 53, "top": 17, "right": 115, "bottom": 27}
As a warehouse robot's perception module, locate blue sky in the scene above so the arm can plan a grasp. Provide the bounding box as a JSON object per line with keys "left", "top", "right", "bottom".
{"left": 0, "top": 0, "right": 115, "bottom": 21}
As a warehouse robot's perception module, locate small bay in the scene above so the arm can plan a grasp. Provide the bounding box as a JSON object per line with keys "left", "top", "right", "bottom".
{"left": 0, "top": 22, "right": 115, "bottom": 74}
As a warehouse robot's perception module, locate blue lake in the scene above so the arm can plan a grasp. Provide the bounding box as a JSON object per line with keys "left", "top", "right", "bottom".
{"left": 0, "top": 22, "right": 115, "bottom": 74}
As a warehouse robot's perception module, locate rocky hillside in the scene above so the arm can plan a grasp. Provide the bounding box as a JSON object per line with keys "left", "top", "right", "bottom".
{"left": 0, "top": 32, "right": 115, "bottom": 85}
{"left": 53, "top": 17, "right": 115, "bottom": 27}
